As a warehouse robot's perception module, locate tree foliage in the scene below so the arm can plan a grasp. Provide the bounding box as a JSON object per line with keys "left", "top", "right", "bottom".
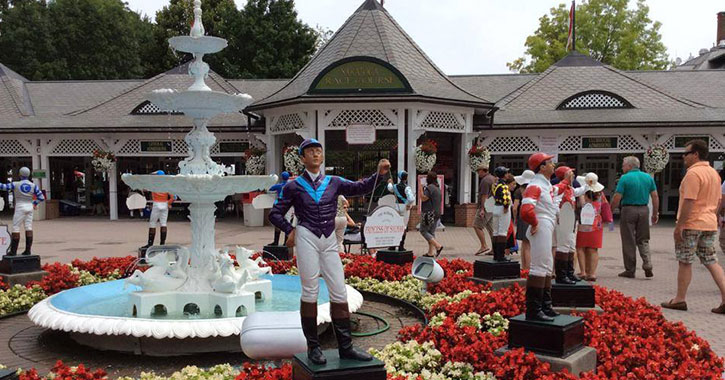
{"left": 0, "top": 0, "right": 319, "bottom": 80}
{"left": 507, "top": 0, "right": 671, "bottom": 73}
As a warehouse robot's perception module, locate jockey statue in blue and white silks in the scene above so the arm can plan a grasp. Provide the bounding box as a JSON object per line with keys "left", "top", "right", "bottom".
{"left": 0, "top": 167, "right": 45, "bottom": 256}
{"left": 269, "top": 138, "right": 390, "bottom": 365}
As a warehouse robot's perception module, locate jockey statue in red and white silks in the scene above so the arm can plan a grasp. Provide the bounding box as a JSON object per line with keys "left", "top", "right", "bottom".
{"left": 553, "top": 166, "right": 588, "bottom": 284}
{"left": 519, "top": 153, "right": 561, "bottom": 321}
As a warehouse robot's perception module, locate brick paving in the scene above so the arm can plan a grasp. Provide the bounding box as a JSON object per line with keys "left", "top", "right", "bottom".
{"left": 1, "top": 216, "right": 725, "bottom": 375}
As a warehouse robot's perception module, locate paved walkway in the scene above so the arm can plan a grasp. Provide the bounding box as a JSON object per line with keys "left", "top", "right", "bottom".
{"left": 2, "top": 216, "right": 725, "bottom": 371}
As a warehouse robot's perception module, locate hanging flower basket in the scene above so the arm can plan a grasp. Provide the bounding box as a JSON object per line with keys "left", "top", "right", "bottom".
{"left": 415, "top": 139, "right": 438, "bottom": 173}
{"left": 244, "top": 147, "right": 266, "bottom": 175}
{"left": 644, "top": 144, "right": 669, "bottom": 174}
{"left": 468, "top": 145, "right": 491, "bottom": 172}
{"left": 91, "top": 149, "right": 116, "bottom": 173}
{"left": 282, "top": 144, "right": 304, "bottom": 175}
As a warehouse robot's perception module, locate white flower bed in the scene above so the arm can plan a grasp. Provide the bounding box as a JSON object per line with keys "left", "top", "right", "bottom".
{"left": 245, "top": 155, "right": 266, "bottom": 175}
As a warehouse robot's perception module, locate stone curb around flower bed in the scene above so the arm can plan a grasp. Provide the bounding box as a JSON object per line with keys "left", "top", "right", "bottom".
{"left": 356, "top": 289, "right": 429, "bottom": 325}
{"left": 0, "top": 309, "right": 29, "bottom": 320}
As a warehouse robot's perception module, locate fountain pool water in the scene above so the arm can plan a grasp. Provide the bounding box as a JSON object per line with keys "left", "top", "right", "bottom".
{"left": 27, "top": 0, "right": 364, "bottom": 356}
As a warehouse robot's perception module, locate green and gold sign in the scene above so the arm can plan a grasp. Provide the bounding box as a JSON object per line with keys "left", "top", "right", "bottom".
{"left": 309, "top": 57, "right": 412, "bottom": 94}
{"left": 674, "top": 136, "right": 709, "bottom": 148}
{"left": 582, "top": 137, "right": 618, "bottom": 149}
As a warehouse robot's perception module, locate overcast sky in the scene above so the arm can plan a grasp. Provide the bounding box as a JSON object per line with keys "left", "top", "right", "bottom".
{"left": 125, "top": 0, "right": 724, "bottom": 75}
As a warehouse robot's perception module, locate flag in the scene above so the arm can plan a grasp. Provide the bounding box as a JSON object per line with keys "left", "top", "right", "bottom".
{"left": 566, "top": 0, "right": 575, "bottom": 51}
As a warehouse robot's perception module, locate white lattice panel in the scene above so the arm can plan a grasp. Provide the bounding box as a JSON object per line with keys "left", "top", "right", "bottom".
{"left": 559, "top": 92, "right": 630, "bottom": 109}
{"left": 710, "top": 137, "right": 725, "bottom": 151}
{"left": 171, "top": 139, "right": 188, "bottom": 154}
{"left": 0, "top": 139, "right": 30, "bottom": 156}
{"left": 271, "top": 113, "right": 305, "bottom": 133}
{"left": 558, "top": 136, "right": 581, "bottom": 151}
{"left": 488, "top": 136, "right": 539, "bottom": 153}
{"left": 50, "top": 139, "right": 102, "bottom": 155}
{"left": 418, "top": 111, "right": 464, "bottom": 131}
{"left": 328, "top": 109, "right": 395, "bottom": 128}
{"left": 132, "top": 101, "right": 181, "bottom": 114}
{"left": 617, "top": 135, "right": 644, "bottom": 151}
{"left": 118, "top": 139, "right": 141, "bottom": 154}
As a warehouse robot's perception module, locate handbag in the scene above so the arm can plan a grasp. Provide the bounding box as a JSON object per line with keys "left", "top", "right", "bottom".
{"left": 422, "top": 210, "right": 436, "bottom": 226}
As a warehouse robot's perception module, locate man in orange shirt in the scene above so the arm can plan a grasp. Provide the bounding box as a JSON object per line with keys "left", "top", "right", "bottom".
{"left": 661, "top": 140, "right": 725, "bottom": 314}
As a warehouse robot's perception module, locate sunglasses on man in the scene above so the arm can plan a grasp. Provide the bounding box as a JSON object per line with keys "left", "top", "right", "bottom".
{"left": 682, "top": 150, "right": 696, "bottom": 157}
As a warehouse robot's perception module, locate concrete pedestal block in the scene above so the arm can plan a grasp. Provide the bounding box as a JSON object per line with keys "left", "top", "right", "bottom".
{"left": 1, "top": 270, "right": 48, "bottom": 287}
{"left": 495, "top": 346, "right": 597, "bottom": 377}
{"left": 467, "top": 276, "right": 526, "bottom": 290}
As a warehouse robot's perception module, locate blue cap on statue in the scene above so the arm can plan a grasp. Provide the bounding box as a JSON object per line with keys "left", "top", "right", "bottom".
{"left": 298, "top": 138, "right": 322, "bottom": 155}
{"left": 398, "top": 170, "right": 408, "bottom": 180}
{"left": 280, "top": 171, "right": 290, "bottom": 180}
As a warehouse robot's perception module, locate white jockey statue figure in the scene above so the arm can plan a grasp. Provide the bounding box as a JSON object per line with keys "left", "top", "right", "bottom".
{"left": 553, "top": 166, "right": 588, "bottom": 284}
{"left": 519, "top": 153, "right": 561, "bottom": 321}
{"left": 269, "top": 138, "right": 390, "bottom": 365}
{"left": 0, "top": 167, "right": 45, "bottom": 256}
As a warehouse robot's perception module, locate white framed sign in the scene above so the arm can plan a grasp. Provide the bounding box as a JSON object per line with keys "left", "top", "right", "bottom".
{"left": 363, "top": 205, "right": 405, "bottom": 249}
{"left": 540, "top": 136, "right": 559, "bottom": 162}
{"left": 345, "top": 124, "right": 376, "bottom": 145}
{"left": 0, "top": 225, "right": 10, "bottom": 255}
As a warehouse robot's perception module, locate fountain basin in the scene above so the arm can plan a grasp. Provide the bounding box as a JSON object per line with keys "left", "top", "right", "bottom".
{"left": 148, "top": 90, "right": 253, "bottom": 119}
{"left": 169, "top": 35, "right": 227, "bottom": 55}
{"left": 121, "top": 174, "right": 276, "bottom": 202}
{"left": 28, "top": 275, "right": 363, "bottom": 355}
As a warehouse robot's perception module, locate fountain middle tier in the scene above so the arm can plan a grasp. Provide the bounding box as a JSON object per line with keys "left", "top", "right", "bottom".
{"left": 121, "top": 174, "right": 277, "bottom": 203}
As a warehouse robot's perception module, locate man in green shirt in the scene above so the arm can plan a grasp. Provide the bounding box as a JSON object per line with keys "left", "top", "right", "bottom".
{"left": 611, "top": 156, "right": 660, "bottom": 278}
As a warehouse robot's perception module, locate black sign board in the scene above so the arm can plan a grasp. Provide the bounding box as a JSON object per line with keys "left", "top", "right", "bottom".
{"left": 674, "top": 136, "right": 709, "bottom": 148}
{"left": 219, "top": 142, "right": 249, "bottom": 153}
{"left": 582, "top": 137, "right": 618, "bottom": 149}
{"left": 141, "top": 141, "right": 172, "bottom": 152}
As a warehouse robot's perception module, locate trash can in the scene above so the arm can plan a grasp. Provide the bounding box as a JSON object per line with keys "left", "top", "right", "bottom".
{"left": 45, "top": 199, "right": 60, "bottom": 219}
{"left": 242, "top": 191, "right": 264, "bottom": 227}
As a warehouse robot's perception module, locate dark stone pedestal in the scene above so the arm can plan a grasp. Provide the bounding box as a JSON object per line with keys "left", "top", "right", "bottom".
{"left": 467, "top": 276, "right": 527, "bottom": 290}
{"left": 375, "top": 249, "right": 414, "bottom": 265}
{"left": 1, "top": 270, "right": 48, "bottom": 287}
{"left": 0, "top": 255, "right": 41, "bottom": 274}
{"left": 292, "top": 350, "right": 386, "bottom": 380}
{"left": 508, "top": 314, "right": 585, "bottom": 357}
{"left": 552, "top": 281, "right": 595, "bottom": 308}
{"left": 0, "top": 368, "right": 19, "bottom": 380}
{"left": 473, "top": 257, "right": 520, "bottom": 280}
{"left": 137, "top": 246, "right": 149, "bottom": 264}
{"left": 263, "top": 245, "right": 292, "bottom": 261}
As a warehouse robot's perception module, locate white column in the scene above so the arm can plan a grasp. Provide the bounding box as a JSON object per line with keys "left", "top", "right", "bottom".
{"left": 317, "top": 117, "right": 326, "bottom": 174}
{"left": 40, "top": 152, "right": 51, "bottom": 199}
{"left": 109, "top": 163, "right": 118, "bottom": 220}
{"left": 459, "top": 133, "right": 474, "bottom": 204}
{"left": 397, "top": 108, "right": 405, "bottom": 175}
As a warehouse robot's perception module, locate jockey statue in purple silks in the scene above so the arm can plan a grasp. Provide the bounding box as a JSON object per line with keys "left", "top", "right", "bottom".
{"left": 269, "top": 138, "right": 390, "bottom": 365}
{"left": 0, "top": 167, "right": 45, "bottom": 256}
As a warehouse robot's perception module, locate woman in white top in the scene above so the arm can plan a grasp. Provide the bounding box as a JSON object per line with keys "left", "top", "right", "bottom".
{"left": 335, "top": 195, "right": 357, "bottom": 253}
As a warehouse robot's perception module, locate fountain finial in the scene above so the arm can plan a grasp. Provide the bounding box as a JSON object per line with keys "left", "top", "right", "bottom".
{"left": 190, "top": 0, "right": 205, "bottom": 38}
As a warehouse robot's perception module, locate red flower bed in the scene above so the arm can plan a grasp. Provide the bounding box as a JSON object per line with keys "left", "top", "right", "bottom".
{"left": 234, "top": 362, "right": 292, "bottom": 380}
{"left": 343, "top": 255, "right": 411, "bottom": 281}
{"left": 20, "top": 360, "right": 106, "bottom": 380}
{"left": 71, "top": 256, "right": 136, "bottom": 277}
{"left": 26, "top": 263, "right": 80, "bottom": 295}
{"left": 0, "top": 277, "right": 8, "bottom": 291}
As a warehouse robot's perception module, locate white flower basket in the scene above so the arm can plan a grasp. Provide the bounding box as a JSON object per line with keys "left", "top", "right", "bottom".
{"left": 415, "top": 147, "right": 436, "bottom": 173}
{"left": 644, "top": 144, "right": 669, "bottom": 174}
{"left": 91, "top": 156, "right": 115, "bottom": 173}
{"left": 468, "top": 148, "right": 491, "bottom": 173}
{"left": 283, "top": 146, "right": 304, "bottom": 175}
{"left": 245, "top": 155, "right": 266, "bottom": 175}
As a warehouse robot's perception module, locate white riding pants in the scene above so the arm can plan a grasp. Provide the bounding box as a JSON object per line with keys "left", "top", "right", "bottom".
{"left": 12, "top": 204, "right": 33, "bottom": 233}
{"left": 149, "top": 202, "right": 169, "bottom": 228}
{"left": 555, "top": 223, "right": 577, "bottom": 253}
{"left": 528, "top": 218, "right": 555, "bottom": 278}
{"left": 491, "top": 205, "right": 511, "bottom": 237}
{"left": 296, "top": 225, "right": 348, "bottom": 304}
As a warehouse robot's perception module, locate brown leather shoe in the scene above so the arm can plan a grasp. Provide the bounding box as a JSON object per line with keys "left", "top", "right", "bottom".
{"left": 644, "top": 269, "right": 653, "bottom": 278}
{"left": 618, "top": 271, "right": 635, "bottom": 278}
{"left": 661, "top": 299, "right": 687, "bottom": 311}
{"left": 711, "top": 304, "right": 725, "bottom": 314}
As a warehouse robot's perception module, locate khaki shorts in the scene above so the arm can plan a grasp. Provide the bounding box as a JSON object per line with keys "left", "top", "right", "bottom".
{"left": 676, "top": 229, "right": 718, "bottom": 265}
{"left": 473, "top": 208, "right": 493, "bottom": 231}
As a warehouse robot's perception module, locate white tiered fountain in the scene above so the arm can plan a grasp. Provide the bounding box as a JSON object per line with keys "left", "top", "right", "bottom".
{"left": 120, "top": 0, "right": 277, "bottom": 318}
{"left": 27, "top": 0, "right": 364, "bottom": 356}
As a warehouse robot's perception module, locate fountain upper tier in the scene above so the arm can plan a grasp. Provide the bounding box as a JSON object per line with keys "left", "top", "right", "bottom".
{"left": 169, "top": 35, "right": 227, "bottom": 56}
{"left": 122, "top": 174, "right": 277, "bottom": 203}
